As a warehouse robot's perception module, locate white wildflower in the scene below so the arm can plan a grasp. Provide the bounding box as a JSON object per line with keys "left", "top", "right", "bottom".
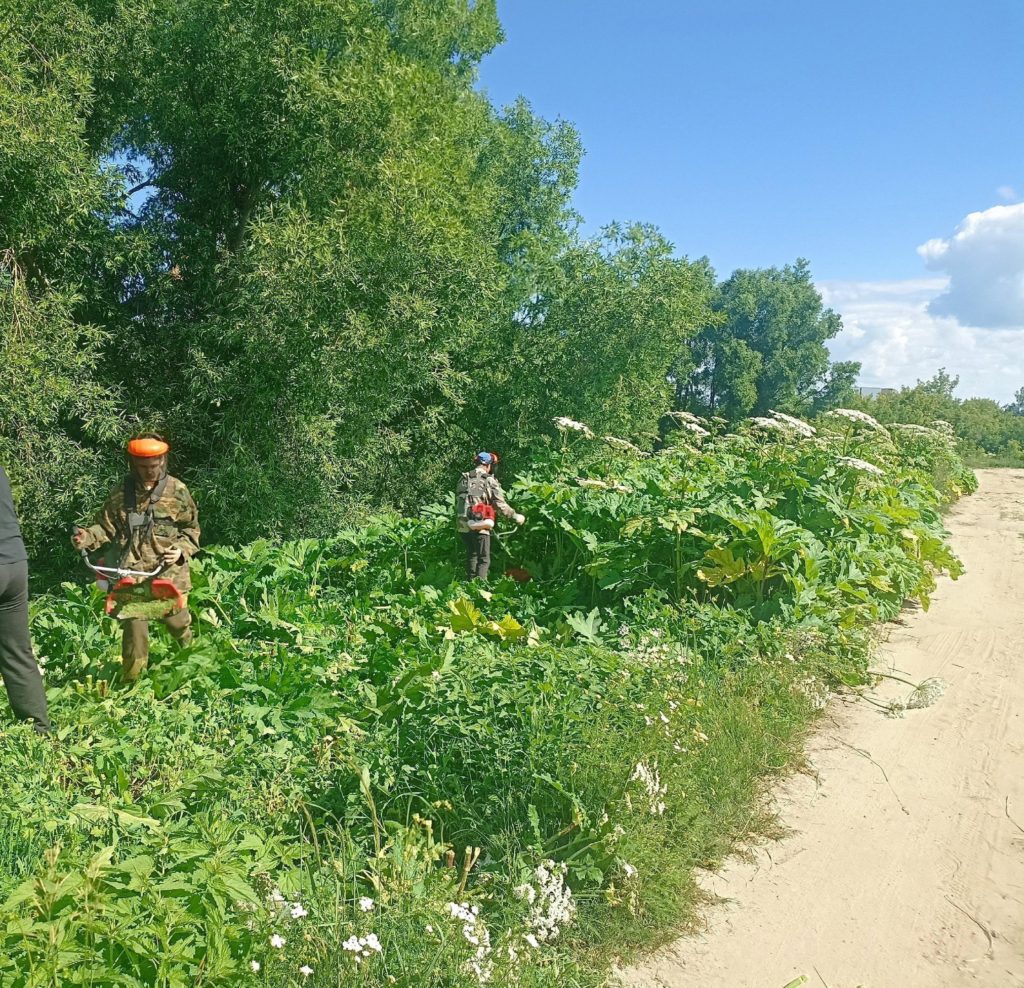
{"left": 513, "top": 883, "right": 537, "bottom": 905}
{"left": 749, "top": 416, "right": 789, "bottom": 433}
{"left": 837, "top": 455, "right": 885, "bottom": 476}
{"left": 630, "top": 759, "right": 668, "bottom": 815}
{"left": 270, "top": 934, "right": 286, "bottom": 949}
{"left": 342, "top": 935, "right": 361, "bottom": 954}
{"left": 250, "top": 960, "right": 261, "bottom": 973}
{"left": 524, "top": 933, "right": 540, "bottom": 949}
{"left": 290, "top": 903, "right": 308, "bottom": 919}
{"left": 299, "top": 965, "right": 313, "bottom": 978}
{"left": 576, "top": 477, "right": 610, "bottom": 490}
{"left": 553, "top": 416, "right": 594, "bottom": 437}
{"left": 906, "top": 678, "right": 948, "bottom": 710}
{"left": 825, "top": 408, "right": 883, "bottom": 429}
{"left": 768, "top": 410, "right": 816, "bottom": 437}
{"left": 602, "top": 435, "right": 651, "bottom": 457}
{"left": 358, "top": 896, "right": 375, "bottom": 913}
{"left": 623, "top": 863, "right": 638, "bottom": 879}
{"left": 363, "top": 933, "right": 382, "bottom": 953}
{"left": 517, "top": 861, "right": 577, "bottom": 943}
{"left": 268, "top": 888, "right": 286, "bottom": 907}
{"left": 667, "top": 409, "right": 708, "bottom": 426}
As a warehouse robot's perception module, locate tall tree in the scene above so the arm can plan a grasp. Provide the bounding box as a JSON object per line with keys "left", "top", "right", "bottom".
{"left": 678, "top": 259, "right": 854, "bottom": 418}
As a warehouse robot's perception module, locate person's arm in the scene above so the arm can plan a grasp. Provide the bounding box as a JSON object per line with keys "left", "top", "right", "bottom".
{"left": 75, "top": 491, "right": 120, "bottom": 552}
{"left": 488, "top": 478, "right": 525, "bottom": 524}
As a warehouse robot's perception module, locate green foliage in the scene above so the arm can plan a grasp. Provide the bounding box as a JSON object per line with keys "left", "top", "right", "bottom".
{"left": 1, "top": 418, "right": 971, "bottom": 986}
{"left": 677, "top": 259, "right": 858, "bottom": 420}
{"left": 848, "top": 369, "right": 1024, "bottom": 468}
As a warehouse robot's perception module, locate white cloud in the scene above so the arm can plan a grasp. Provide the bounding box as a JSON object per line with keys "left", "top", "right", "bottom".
{"left": 917, "top": 203, "right": 1024, "bottom": 328}
{"left": 996, "top": 185, "right": 1018, "bottom": 202}
{"left": 821, "top": 277, "right": 1023, "bottom": 404}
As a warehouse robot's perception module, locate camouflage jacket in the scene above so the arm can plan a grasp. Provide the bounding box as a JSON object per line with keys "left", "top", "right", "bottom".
{"left": 455, "top": 467, "right": 515, "bottom": 533}
{"left": 79, "top": 475, "right": 200, "bottom": 592}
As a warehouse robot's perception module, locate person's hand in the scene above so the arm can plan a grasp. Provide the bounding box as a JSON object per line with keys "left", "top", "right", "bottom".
{"left": 159, "top": 548, "right": 184, "bottom": 567}
{"left": 513, "top": 512, "right": 526, "bottom": 525}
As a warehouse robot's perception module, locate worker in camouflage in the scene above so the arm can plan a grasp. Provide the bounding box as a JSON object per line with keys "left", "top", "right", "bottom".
{"left": 73, "top": 435, "right": 200, "bottom": 681}
{"left": 455, "top": 452, "right": 524, "bottom": 580}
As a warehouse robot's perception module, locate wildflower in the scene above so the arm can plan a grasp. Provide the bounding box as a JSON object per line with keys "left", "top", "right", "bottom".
{"left": 576, "top": 477, "right": 610, "bottom": 490}
{"left": 250, "top": 961, "right": 261, "bottom": 973}
{"left": 630, "top": 759, "right": 668, "bottom": 815}
{"left": 749, "top": 416, "right": 789, "bottom": 433}
{"left": 299, "top": 965, "right": 313, "bottom": 978}
{"left": 425, "top": 924, "right": 434, "bottom": 933}
{"left": 825, "top": 408, "right": 884, "bottom": 429}
{"left": 768, "top": 410, "right": 816, "bottom": 437}
{"left": 906, "top": 678, "right": 948, "bottom": 709}
{"left": 270, "top": 934, "right": 286, "bottom": 949}
{"left": 290, "top": 903, "right": 308, "bottom": 919}
{"left": 837, "top": 456, "right": 885, "bottom": 476}
{"left": 364, "top": 934, "right": 382, "bottom": 953}
{"left": 358, "top": 896, "right": 375, "bottom": 912}
{"left": 342, "top": 936, "right": 361, "bottom": 954}
{"left": 553, "top": 416, "right": 595, "bottom": 437}
{"left": 268, "top": 888, "right": 286, "bottom": 907}
{"left": 517, "top": 861, "right": 577, "bottom": 943}
{"left": 623, "top": 863, "right": 638, "bottom": 879}
{"left": 667, "top": 409, "right": 708, "bottom": 426}
{"left": 602, "top": 435, "right": 651, "bottom": 457}
{"left": 679, "top": 420, "right": 710, "bottom": 437}
{"left": 525, "top": 933, "right": 540, "bottom": 949}
{"left": 659, "top": 712, "right": 670, "bottom": 724}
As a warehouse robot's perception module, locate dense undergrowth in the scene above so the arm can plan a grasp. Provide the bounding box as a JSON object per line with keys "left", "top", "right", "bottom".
{"left": 0, "top": 411, "right": 974, "bottom": 987}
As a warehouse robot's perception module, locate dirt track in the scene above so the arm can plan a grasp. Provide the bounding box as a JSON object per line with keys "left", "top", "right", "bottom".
{"left": 619, "top": 469, "right": 1024, "bottom": 988}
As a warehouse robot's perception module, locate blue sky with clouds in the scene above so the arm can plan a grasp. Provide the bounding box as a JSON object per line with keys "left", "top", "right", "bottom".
{"left": 477, "top": 0, "right": 1024, "bottom": 401}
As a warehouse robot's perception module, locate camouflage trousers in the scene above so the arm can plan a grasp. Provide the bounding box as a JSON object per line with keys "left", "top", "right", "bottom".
{"left": 121, "top": 596, "right": 192, "bottom": 681}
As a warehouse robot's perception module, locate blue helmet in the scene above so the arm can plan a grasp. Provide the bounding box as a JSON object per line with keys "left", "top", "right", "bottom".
{"left": 476, "top": 451, "right": 494, "bottom": 465}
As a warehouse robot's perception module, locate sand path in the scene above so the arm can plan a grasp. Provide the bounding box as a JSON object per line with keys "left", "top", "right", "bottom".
{"left": 619, "top": 469, "right": 1024, "bottom": 988}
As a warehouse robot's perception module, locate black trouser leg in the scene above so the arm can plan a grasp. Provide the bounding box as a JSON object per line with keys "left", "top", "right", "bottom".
{"left": 461, "top": 531, "right": 492, "bottom": 580}
{"left": 0, "top": 561, "right": 51, "bottom": 733}
{"left": 461, "top": 531, "right": 480, "bottom": 579}
{"left": 476, "top": 531, "right": 491, "bottom": 580}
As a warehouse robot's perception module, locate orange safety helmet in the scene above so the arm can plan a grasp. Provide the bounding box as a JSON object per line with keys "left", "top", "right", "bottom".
{"left": 127, "top": 436, "right": 170, "bottom": 458}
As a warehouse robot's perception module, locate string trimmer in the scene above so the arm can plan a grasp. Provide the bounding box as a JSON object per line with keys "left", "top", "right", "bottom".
{"left": 77, "top": 547, "right": 184, "bottom": 621}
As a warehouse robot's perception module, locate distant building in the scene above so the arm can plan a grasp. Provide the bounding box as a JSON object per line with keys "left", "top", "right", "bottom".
{"left": 856, "top": 386, "right": 897, "bottom": 399}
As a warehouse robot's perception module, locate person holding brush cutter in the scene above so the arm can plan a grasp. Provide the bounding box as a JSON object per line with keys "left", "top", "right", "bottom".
{"left": 72, "top": 435, "right": 200, "bottom": 681}
{"left": 455, "top": 451, "right": 525, "bottom": 581}
{"left": 0, "top": 464, "right": 51, "bottom": 733}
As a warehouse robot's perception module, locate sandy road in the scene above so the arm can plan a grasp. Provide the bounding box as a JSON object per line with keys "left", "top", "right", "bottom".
{"left": 619, "top": 469, "right": 1024, "bottom": 988}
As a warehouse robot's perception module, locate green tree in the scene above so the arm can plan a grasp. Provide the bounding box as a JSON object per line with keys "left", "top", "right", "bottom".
{"left": 0, "top": 2, "right": 123, "bottom": 556}
{"left": 678, "top": 259, "right": 852, "bottom": 419}
{"left": 478, "top": 225, "right": 716, "bottom": 454}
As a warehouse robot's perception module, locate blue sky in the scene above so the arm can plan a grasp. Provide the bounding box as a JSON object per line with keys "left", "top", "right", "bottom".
{"left": 477, "top": 0, "right": 1024, "bottom": 399}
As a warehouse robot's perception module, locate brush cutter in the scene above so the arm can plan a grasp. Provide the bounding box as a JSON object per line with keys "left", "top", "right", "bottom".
{"left": 77, "top": 547, "right": 185, "bottom": 621}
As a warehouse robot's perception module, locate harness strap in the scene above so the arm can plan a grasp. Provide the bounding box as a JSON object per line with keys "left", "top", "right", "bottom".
{"left": 120, "top": 473, "right": 169, "bottom": 567}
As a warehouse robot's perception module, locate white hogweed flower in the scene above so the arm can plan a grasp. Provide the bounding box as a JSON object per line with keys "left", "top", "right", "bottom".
{"left": 837, "top": 456, "right": 885, "bottom": 476}
{"left": 826, "top": 408, "right": 883, "bottom": 429}
{"left": 270, "top": 933, "right": 286, "bottom": 949}
{"left": 602, "top": 435, "right": 651, "bottom": 457}
{"left": 906, "top": 677, "right": 948, "bottom": 709}
{"left": 553, "top": 416, "right": 594, "bottom": 437}
{"left": 768, "top": 410, "right": 816, "bottom": 437}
